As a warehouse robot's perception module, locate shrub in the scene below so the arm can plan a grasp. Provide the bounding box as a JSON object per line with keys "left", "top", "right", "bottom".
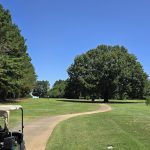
{"left": 145, "top": 97, "right": 150, "bottom": 106}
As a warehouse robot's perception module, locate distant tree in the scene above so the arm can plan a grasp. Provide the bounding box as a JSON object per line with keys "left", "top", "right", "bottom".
{"left": 144, "top": 79, "right": 150, "bottom": 96}
{"left": 67, "top": 45, "right": 148, "bottom": 102}
{"left": 0, "top": 4, "right": 36, "bottom": 99}
{"left": 32, "top": 80, "right": 50, "bottom": 98}
{"left": 48, "top": 80, "right": 67, "bottom": 98}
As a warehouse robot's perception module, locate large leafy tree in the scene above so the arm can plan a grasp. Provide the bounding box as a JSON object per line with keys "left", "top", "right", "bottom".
{"left": 67, "top": 45, "right": 148, "bottom": 102}
{"left": 32, "top": 80, "right": 50, "bottom": 98}
{"left": 0, "top": 4, "right": 36, "bottom": 99}
{"left": 64, "top": 79, "right": 81, "bottom": 99}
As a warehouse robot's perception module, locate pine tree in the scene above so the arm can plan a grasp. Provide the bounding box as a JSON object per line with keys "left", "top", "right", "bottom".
{"left": 0, "top": 4, "right": 36, "bottom": 99}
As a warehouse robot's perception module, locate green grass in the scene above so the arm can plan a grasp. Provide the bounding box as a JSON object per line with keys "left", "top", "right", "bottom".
{"left": 0, "top": 98, "right": 99, "bottom": 129}
{"left": 46, "top": 101, "right": 150, "bottom": 150}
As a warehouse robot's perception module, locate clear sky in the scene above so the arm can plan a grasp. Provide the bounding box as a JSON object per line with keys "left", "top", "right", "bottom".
{"left": 0, "top": 0, "right": 150, "bottom": 86}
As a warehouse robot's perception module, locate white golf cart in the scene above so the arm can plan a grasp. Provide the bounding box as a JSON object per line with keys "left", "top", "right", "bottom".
{"left": 0, "top": 105, "right": 25, "bottom": 150}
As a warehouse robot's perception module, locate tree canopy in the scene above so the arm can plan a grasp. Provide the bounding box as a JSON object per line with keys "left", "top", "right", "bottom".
{"left": 0, "top": 4, "right": 36, "bottom": 99}
{"left": 67, "top": 45, "right": 148, "bottom": 102}
{"left": 32, "top": 80, "right": 50, "bottom": 98}
{"left": 48, "top": 80, "right": 67, "bottom": 98}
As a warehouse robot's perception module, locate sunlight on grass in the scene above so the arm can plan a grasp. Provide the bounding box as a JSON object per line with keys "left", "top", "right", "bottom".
{"left": 0, "top": 98, "right": 99, "bottom": 128}
{"left": 46, "top": 102, "right": 150, "bottom": 150}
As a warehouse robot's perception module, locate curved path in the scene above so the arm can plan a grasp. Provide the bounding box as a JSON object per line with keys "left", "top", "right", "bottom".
{"left": 24, "top": 104, "right": 111, "bottom": 150}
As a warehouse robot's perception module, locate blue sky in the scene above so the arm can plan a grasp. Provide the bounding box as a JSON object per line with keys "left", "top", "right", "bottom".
{"left": 0, "top": 0, "right": 150, "bottom": 86}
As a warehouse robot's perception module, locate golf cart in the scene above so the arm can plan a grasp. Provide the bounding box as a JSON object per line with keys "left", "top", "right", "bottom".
{"left": 0, "top": 105, "right": 25, "bottom": 150}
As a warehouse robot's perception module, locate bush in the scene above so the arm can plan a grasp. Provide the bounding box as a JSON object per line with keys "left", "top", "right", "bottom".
{"left": 145, "top": 97, "right": 150, "bottom": 106}
{"left": 25, "top": 94, "right": 32, "bottom": 98}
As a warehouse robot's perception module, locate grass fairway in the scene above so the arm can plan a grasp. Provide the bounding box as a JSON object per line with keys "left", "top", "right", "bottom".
{"left": 46, "top": 101, "right": 150, "bottom": 150}
{"left": 0, "top": 98, "right": 99, "bottom": 128}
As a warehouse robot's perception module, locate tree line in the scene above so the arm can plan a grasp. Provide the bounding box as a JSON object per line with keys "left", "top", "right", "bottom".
{"left": 1, "top": 4, "right": 149, "bottom": 102}
{"left": 33, "top": 45, "right": 150, "bottom": 102}
{"left": 0, "top": 4, "right": 36, "bottom": 99}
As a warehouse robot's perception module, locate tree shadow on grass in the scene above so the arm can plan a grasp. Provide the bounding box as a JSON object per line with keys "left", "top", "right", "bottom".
{"left": 57, "top": 99, "right": 145, "bottom": 104}
{"left": 57, "top": 99, "right": 101, "bottom": 104}
{"left": 108, "top": 101, "right": 145, "bottom": 104}
{"left": 0, "top": 99, "right": 19, "bottom": 104}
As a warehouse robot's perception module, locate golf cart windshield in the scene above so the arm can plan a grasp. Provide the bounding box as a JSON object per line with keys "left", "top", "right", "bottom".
{"left": 0, "top": 105, "right": 25, "bottom": 150}
{"left": 0, "top": 105, "right": 23, "bottom": 133}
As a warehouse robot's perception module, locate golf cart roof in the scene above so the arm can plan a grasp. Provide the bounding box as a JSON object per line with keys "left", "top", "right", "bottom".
{"left": 0, "top": 105, "right": 22, "bottom": 111}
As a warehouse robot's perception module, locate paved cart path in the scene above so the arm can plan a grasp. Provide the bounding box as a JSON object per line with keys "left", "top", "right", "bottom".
{"left": 24, "top": 104, "right": 112, "bottom": 150}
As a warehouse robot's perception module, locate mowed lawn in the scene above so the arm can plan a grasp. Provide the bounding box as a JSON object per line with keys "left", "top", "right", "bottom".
{"left": 46, "top": 101, "right": 150, "bottom": 150}
{"left": 0, "top": 98, "right": 99, "bottom": 128}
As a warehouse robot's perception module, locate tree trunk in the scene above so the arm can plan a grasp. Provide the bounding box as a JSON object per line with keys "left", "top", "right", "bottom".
{"left": 104, "top": 97, "right": 109, "bottom": 103}
{"left": 92, "top": 98, "right": 95, "bottom": 103}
